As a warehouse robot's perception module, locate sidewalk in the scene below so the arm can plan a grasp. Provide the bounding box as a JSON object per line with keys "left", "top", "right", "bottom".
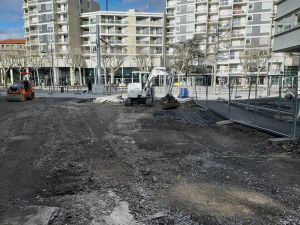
{"left": 0, "top": 89, "right": 123, "bottom": 99}
{"left": 196, "top": 100, "right": 300, "bottom": 138}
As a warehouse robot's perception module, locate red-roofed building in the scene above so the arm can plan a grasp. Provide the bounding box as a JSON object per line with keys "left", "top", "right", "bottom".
{"left": 0, "top": 39, "right": 26, "bottom": 52}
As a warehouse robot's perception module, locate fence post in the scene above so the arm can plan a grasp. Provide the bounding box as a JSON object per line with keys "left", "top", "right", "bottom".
{"left": 277, "top": 75, "right": 282, "bottom": 118}
{"left": 292, "top": 75, "right": 298, "bottom": 139}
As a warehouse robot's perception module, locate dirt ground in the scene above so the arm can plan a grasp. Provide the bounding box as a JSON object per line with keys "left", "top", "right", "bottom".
{"left": 0, "top": 96, "right": 299, "bottom": 225}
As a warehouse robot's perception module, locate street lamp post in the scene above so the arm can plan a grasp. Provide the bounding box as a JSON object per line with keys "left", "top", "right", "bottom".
{"left": 50, "top": 39, "right": 55, "bottom": 93}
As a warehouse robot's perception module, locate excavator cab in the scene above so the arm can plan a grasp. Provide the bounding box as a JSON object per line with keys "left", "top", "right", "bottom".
{"left": 125, "top": 68, "right": 168, "bottom": 106}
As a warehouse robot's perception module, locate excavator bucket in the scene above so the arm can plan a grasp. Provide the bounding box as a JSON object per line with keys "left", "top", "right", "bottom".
{"left": 161, "top": 94, "right": 180, "bottom": 110}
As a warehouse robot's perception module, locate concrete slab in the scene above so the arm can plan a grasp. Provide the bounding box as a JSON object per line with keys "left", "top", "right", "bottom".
{"left": 0, "top": 205, "right": 59, "bottom": 225}
{"left": 216, "top": 120, "right": 234, "bottom": 126}
{"left": 269, "top": 137, "right": 298, "bottom": 146}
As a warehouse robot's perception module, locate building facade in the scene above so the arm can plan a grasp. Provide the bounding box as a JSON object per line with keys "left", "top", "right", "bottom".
{"left": 273, "top": 0, "right": 300, "bottom": 53}
{"left": 23, "top": 0, "right": 164, "bottom": 85}
{"left": 0, "top": 39, "right": 26, "bottom": 52}
{"left": 23, "top": 0, "right": 100, "bottom": 85}
{"left": 273, "top": 0, "right": 300, "bottom": 76}
{"left": 165, "top": 0, "right": 285, "bottom": 85}
{"left": 80, "top": 9, "right": 165, "bottom": 84}
{"left": 0, "top": 39, "right": 27, "bottom": 85}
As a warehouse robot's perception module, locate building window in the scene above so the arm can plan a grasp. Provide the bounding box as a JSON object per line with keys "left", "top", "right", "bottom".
{"left": 187, "top": 15, "right": 194, "bottom": 22}
{"left": 248, "top": 4, "right": 253, "bottom": 11}
{"left": 46, "top": 3, "right": 52, "bottom": 10}
{"left": 187, "top": 5, "right": 193, "bottom": 12}
{"left": 220, "top": 0, "right": 229, "bottom": 6}
{"left": 262, "top": 2, "right": 272, "bottom": 10}
{"left": 186, "top": 24, "right": 194, "bottom": 32}
{"left": 246, "top": 38, "right": 251, "bottom": 45}
{"left": 246, "top": 26, "right": 252, "bottom": 34}
{"left": 247, "top": 15, "right": 253, "bottom": 21}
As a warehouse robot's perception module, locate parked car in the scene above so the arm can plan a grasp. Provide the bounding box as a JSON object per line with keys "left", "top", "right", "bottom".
{"left": 6, "top": 81, "right": 35, "bottom": 102}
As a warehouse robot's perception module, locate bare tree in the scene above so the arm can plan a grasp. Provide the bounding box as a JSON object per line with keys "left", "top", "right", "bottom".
{"left": 205, "top": 22, "right": 232, "bottom": 92}
{"left": 30, "top": 54, "right": 49, "bottom": 86}
{"left": 0, "top": 51, "right": 15, "bottom": 87}
{"left": 101, "top": 54, "right": 126, "bottom": 85}
{"left": 240, "top": 47, "right": 271, "bottom": 104}
{"left": 66, "top": 49, "right": 86, "bottom": 85}
{"left": 134, "top": 53, "right": 154, "bottom": 72}
{"left": 14, "top": 50, "right": 31, "bottom": 81}
{"left": 167, "top": 34, "right": 205, "bottom": 80}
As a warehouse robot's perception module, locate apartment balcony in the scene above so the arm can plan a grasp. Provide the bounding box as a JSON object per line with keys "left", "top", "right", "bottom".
{"left": 82, "top": 41, "right": 90, "bottom": 45}
{"left": 166, "top": 12, "right": 175, "bottom": 17}
{"left": 81, "top": 31, "right": 90, "bottom": 36}
{"left": 28, "top": 10, "right": 38, "bottom": 15}
{"left": 231, "top": 44, "right": 244, "bottom": 49}
{"left": 151, "top": 50, "right": 163, "bottom": 55}
{"left": 233, "top": 0, "right": 246, "bottom": 4}
{"left": 196, "top": 9, "right": 208, "bottom": 14}
{"left": 196, "top": 0, "right": 207, "bottom": 4}
{"left": 114, "top": 40, "right": 126, "bottom": 45}
{"left": 57, "top": 29, "right": 68, "bottom": 34}
{"left": 30, "top": 20, "right": 38, "bottom": 25}
{"left": 101, "top": 30, "right": 115, "bottom": 35}
{"left": 115, "top": 30, "right": 127, "bottom": 35}
{"left": 167, "top": 22, "right": 175, "bottom": 27}
{"left": 56, "top": 0, "right": 68, "bottom": 3}
{"left": 136, "top": 40, "right": 150, "bottom": 45}
{"left": 58, "top": 49, "right": 69, "bottom": 54}
{"left": 29, "top": 30, "right": 38, "bottom": 35}
{"left": 82, "top": 50, "right": 91, "bottom": 55}
{"left": 233, "top": 10, "right": 246, "bottom": 15}
{"left": 166, "top": 31, "right": 175, "bottom": 36}
{"left": 229, "top": 58, "right": 241, "bottom": 64}
{"left": 56, "top": 8, "right": 68, "bottom": 13}
{"left": 28, "top": 0, "right": 37, "bottom": 5}
{"left": 137, "top": 31, "right": 150, "bottom": 35}
{"left": 232, "top": 22, "right": 246, "bottom": 27}
{"left": 150, "top": 31, "right": 163, "bottom": 36}
{"left": 30, "top": 40, "right": 39, "bottom": 45}
{"left": 219, "top": 12, "right": 232, "bottom": 18}
{"left": 229, "top": 69, "right": 242, "bottom": 74}
{"left": 57, "top": 19, "right": 68, "bottom": 24}
{"left": 217, "top": 69, "right": 229, "bottom": 76}
{"left": 58, "top": 39, "right": 69, "bottom": 44}
{"left": 167, "top": 1, "right": 176, "bottom": 8}
{"left": 150, "top": 41, "right": 163, "bottom": 45}
{"left": 81, "top": 21, "right": 89, "bottom": 26}
{"left": 231, "top": 33, "right": 245, "bottom": 38}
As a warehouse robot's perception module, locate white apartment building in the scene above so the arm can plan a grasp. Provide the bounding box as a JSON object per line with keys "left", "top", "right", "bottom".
{"left": 23, "top": 0, "right": 99, "bottom": 85}
{"left": 273, "top": 0, "right": 300, "bottom": 76}
{"left": 165, "top": 0, "right": 285, "bottom": 86}
{"left": 23, "top": 0, "right": 164, "bottom": 85}
{"left": 80, "top": 9, "right": 165, "bottom": 84}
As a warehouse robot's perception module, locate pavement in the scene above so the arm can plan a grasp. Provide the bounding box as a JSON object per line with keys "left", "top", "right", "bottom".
{"left": 0, "top": 88, "right": 123, "bottom": 99}
{"left": 197, "top": 100, "right": 300, "bottom": 138}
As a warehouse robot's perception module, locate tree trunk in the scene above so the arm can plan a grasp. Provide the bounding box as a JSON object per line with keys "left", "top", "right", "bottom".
{"left": 36, "top": 68, "right": 40, "bottom": 86}
{"left": 78, "top": 67, "right": 82, "bottom": 86}
{"left": 10, "top": 69, "right": 14, "bottom": 84}
{"left": 110, "top": 68, "right": 115, "bottom": 84}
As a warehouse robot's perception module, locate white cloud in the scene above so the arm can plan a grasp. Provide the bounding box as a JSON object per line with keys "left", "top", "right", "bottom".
{"left": 0, "top": 28, "right": 24, "bottom": 40}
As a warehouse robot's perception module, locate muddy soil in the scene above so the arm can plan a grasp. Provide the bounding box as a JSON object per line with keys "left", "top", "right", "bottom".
{"left": 0, "top": 97, "right": 299, "bottom": 225}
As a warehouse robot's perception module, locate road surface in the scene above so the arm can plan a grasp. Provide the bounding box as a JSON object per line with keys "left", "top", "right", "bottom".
{"left": 0, "top": 97, "right": 299, "bottom": 225}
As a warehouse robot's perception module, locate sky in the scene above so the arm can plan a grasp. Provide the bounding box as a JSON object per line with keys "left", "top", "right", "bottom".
{"left": 0, "top": 0, "right": 165, "bottom": 40}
